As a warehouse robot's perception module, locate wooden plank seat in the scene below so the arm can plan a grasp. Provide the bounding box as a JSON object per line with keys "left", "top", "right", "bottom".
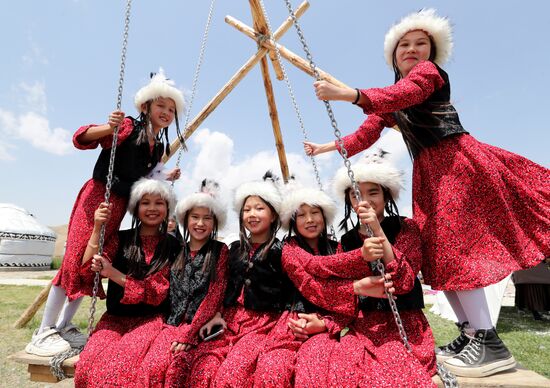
{"left": 8, "top": 350, "right": 550, "bottom": 386}
{"left": 8, "top": 350, "right": 79, "bottom": 383}
{"left": 432, "top": 365, "right": 550, "bottom": 388}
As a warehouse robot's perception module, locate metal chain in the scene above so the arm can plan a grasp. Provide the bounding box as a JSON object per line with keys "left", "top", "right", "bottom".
{"left": 437, "top": 361, "right": 460, "bottom": 388}
{"left": 281, "top": 0, "right": 414, "bottom": 350}
{"left": 49, "top": 346, "right": 83, "bottom": 381}
{"left": 257, "top": 0, "right": 336, "bottom": 237}
{"left": 172, "top": 0, "right": 216, "bottom": 182}
{"left": 87, "top": 0, "right": 132, "bottom": 336}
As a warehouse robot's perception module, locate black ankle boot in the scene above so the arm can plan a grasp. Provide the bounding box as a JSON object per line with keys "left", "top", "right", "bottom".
{"left": 444, "top": 327, "right": 516, "bottom": 377}
{"left": 435, "top": 321, "right": 470, "bottom": 361}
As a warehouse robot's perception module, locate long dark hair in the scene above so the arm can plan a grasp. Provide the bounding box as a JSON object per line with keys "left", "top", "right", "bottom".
{"left": 123, "top": 200, "right": 172, "bottom": 279}
{"left": 238, "top": 195, "right": 281, "bottom": 262}
{"left": 171, "top": 208, "right": 219, "bottom": 282}
{"left": 286, "top": 206, "right": 336, "bottom": 256}
{"left": 338, "top": 185, "right": 401, "bottom": 232}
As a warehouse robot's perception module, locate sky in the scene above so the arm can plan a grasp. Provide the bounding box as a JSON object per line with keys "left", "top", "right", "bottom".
{"left": 1, "top": 0, "right": 549, "bottom": 237}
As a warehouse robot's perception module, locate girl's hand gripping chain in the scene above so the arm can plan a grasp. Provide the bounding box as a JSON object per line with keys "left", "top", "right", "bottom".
{"left": 353, "top": 274, "right": 395, "bottom": 298}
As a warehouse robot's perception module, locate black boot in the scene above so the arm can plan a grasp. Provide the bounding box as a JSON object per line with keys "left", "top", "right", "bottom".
{"left": 435, "top": 321, "right": 470, "bottom": 362}
{"left": 444, "top": 327, "right": 516, "bottom": 377}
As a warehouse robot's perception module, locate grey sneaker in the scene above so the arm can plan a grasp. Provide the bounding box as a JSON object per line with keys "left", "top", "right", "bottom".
{"left": 25, "top": 327, "right": 71, "bottom": 356}
{"left": 58, "top": 323, "right": 88, "bottom": 348}
{"left": 435, "top": 321, "right": 470, "bottom": 362}
{"left": 444, "top": 328, "right": 516, "bottom": 377}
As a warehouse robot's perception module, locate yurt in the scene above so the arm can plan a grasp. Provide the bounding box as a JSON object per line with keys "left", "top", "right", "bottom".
{"left": 0, "top": 203, "right": 57, "bottom": 270}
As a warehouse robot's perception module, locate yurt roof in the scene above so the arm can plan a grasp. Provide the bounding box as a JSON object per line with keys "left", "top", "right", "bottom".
{"left": 0, "top": 203, "right": 56, "bottom": 239}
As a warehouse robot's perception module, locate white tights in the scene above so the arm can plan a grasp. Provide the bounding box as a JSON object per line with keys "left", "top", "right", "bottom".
{"left": 443, "top": 289, "right": 493, "bottom": 330}
{"left": 38, "top": 284, "right": 83, "bottom": 334}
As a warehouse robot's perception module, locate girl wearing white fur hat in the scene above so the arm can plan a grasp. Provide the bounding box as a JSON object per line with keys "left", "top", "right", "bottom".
{"left": 281, "top": 161, "right": 435, "bottom": 387}
{"left": 253, "top": 183, "right": 341, "bottom": 386}
{"left": 185, "top": 172, "right": 292, "bottom": 387}
{"left": 27, "top": 69, "right": 185, "bottom": 357}
{"left": 304, "top": 8, "right": 550, "bottom": 377}
{"left": 333, "top": 150, "right": 436, "bottom": 379}
{"left": 139, "top": 179, "right": 230, "bottom": 387}
{"left": 75, "top": 178, "right": 181, "bottom": 387}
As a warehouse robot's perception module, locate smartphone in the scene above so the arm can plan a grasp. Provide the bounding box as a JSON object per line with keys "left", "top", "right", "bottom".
{"left": 203, "top": 324, "right": 224, "bottom": 342}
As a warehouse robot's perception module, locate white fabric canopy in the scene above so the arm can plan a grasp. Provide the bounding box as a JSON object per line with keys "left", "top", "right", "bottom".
{"left": 0, "top": 203, "right": 56, "bottom": 269}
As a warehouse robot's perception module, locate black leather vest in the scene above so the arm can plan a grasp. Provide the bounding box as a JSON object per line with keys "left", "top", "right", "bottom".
{"left": 166, "top": 240, "right": 224, "bottom": 326}
{"left": 340, "top": 217, "right": 424, "bottom": 312}
{"left": 223, "top": 239, "right": 292, "bottom": 312}
{"left": 92, "top": 117, "right": 164, "bottom": 197}
{"left": 106, "top": 230, "right": 180, "bottom": 317}
{"left": 394, "top": 63, "right": 468, "bottom": 158}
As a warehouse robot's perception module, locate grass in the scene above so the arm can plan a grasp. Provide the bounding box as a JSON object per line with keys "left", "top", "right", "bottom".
{"left": 1, "top": 285, "right": 106, "bottom": 387}
{"left": 51, "top": 257, "right": 62, "bottom": 270}
{"left": 1, "top": 285, "right": 548, "bottom": 385}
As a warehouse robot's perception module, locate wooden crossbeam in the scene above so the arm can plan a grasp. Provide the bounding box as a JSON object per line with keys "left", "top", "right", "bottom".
{"left": 225, "top": 14, "right": 349, "bottom": 88}
{"left": 162, "top": 1, "right": 310, "bottom": 163}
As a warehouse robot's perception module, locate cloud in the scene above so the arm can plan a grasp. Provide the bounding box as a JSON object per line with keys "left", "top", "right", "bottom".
{"left": 19, "top": 81, "right": 47, "bottom": 114}
{"left": 21, "top": 33, "right": 49, "bottom": 67}
{"left": 0, "top": 81, "right": 73, "bottom": 158}
{"left": 0, "top": 141, "right": 16, "bottom": 161}
{"left": 0, "top": 109, "right": 73, "bottom": 156}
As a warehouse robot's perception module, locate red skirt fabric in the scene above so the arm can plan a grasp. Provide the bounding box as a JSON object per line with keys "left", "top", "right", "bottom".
{"left": 74, "top": 313, "right": 164, "bottom": 388}
{"left": 294, "top": 314, "right": 436, "bottom": 388}
{"left": 53, "top": 179, "right": 128, "bottom": 300}
{"left": 180, "top": 305, "right": 281, "bottom": 388}
{"left": 253, "top": 311, "right": 303, "bottom": 388}
{"left": 414, "top": 134, "right": 550, "bottom": 290}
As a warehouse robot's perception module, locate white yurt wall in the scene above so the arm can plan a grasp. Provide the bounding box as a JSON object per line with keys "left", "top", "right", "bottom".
{"left": 0, "top": 203, "right": 57, "bottom": 270}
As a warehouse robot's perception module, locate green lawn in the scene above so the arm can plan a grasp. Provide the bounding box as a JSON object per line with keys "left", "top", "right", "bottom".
{"left": 1, "top": 285, "right": 106, "bottom": 387}
{"left": 1, "top": 284, "right": 548, "bottom": 386}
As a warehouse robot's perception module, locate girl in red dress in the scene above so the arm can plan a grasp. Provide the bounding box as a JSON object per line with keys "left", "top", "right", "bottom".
{"left": 304, "top": 8, "right": 549, "bottom": 377}
{"left": 171, "top": 172, "right": 291, "bottom": 388}
{"left": 74, "top": 178, "right": 180, "bottom": 388}
{"left": 280, "top": 174, "right": 435, "bottom": 387}
{"left": 26, "top": 69, "right": 185, "bottom": 356}
{"left": 139, "top": 179, "right": 229, "bottom": 387}
{"left": 254, "top": 184, "right": 341, "bottom": 387}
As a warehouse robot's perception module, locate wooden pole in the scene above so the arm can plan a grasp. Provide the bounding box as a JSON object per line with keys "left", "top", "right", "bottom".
{"left": 162, "top": 0, "right": 311, "bottom": 162}
{"left": 249, "top": 0, "right": 287, "bottom": 81}
{"left": 13, "top": 282, "right": 51, "bottom": 329}
{"left": 258, "top": 55, "right": 290, "bottom": 182}
{"left": 225, "top": 15, "right": 350, "bottom": 89}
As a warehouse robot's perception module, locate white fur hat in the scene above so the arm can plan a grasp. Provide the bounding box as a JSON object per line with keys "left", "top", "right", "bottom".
{"left": 384, "top": 8, "right": 453, "bottom": 67}
{"left": 333, "top": 150, "right": 404, "bottom": 203}
{"left": 279, "top": 183, "right": 337, "bottom": 230}
{"left": 233, "top": 171, "right": 283, "bottom": 215}
{"left": 175, "top": 179, "right": 227, "bottom": 229}
{"left": 134, "top": 68, "right": 185, "bottom": 115}
{"left": 128, "top": 178, "right": 176, "bottom": 217}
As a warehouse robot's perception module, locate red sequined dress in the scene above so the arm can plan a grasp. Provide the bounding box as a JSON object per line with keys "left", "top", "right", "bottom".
{"left": 338, "top": 60, "right": 550, "bottom": 290}
{"left": 75, "top": 232, "right": 178, "bottom": 387}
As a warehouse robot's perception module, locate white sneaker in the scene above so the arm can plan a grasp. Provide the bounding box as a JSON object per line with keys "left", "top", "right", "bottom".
{"left": 58, "top": 324, "right": 88, "bottom": 348}
{"left": 25, "top": 327, "right": 71, "bottom": 356}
